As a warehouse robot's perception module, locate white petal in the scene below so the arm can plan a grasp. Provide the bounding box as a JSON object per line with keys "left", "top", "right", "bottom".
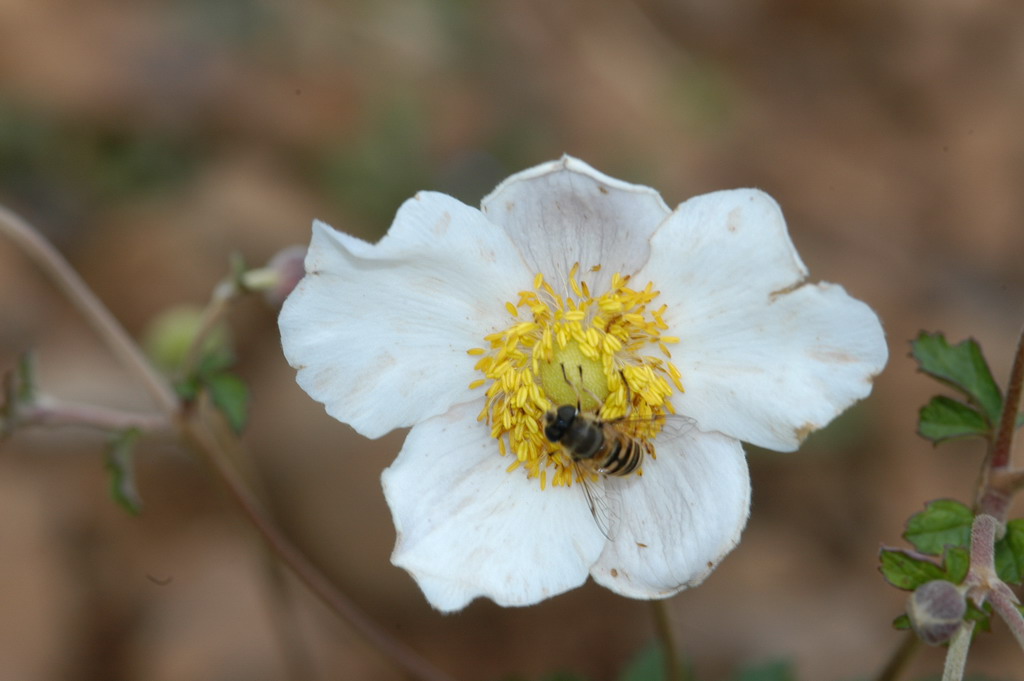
{"left": 383, "top": 401, "right": 607, "bottom": 612}
{"left": 638, "top": 189, "right": 888, "bottom": 451}
{"left": 590, "top": 430, "right": 749, "bottom": 598}
{"left": 279, "top": 193, "right": 532, "bottom": 439}
{"left": 480, "top": 156, "right": 670, "bottom": 290}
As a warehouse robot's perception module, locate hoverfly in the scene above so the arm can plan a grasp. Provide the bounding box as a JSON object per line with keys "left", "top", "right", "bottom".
{"left": 542, "top": 364, "right": 692, "bottom": 539}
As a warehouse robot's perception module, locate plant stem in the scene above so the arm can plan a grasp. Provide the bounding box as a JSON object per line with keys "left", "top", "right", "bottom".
{"left": 180, "top": 418, "right": 456, "bottom": 681}
{"left": 976, "top": 323, "right": 1024, "bottom": 518}
{"left": 991, "top": 323, "right": 1024, "bottom": 470}
{"left": 989, "top": 588, "right": 1024, "bottom": 652}
{"left": 941, "top": 621, "right": 975, "bottom": 681}
{"left": 967, "top": 514, "right": 998, "bottom": 583}
{"left": 873, "top": 631, "right": 920, "bottom": 681}
{"left": 20, "top": 399, "right": 172, "bottom": 435}
{"left": 1, "top": 205, "right": 458, "bottom": 681}
{"left": 180, "top": 279, "right": 236, "bottom": 379}
{"left": 650, "top": 599, "right": 684, "bottom": 681}
{"left": 0, "top": 205, "right": 179, "bottom": 415}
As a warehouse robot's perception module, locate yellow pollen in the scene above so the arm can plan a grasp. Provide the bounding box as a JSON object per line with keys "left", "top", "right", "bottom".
{"left": 468, "top": 263, "right": 683, "bottom": 490}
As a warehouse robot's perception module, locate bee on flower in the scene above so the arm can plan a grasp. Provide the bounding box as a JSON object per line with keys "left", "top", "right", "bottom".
{"left": 279, "top": 156, "right": 888, "bottom": 612}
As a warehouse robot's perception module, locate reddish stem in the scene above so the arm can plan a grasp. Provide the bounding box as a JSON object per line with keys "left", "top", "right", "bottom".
{"left": 991, "top": 323, "right": 1024, "bottom": 470}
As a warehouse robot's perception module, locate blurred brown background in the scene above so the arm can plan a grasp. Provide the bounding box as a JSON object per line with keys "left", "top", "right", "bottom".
{"left": 2, "top": 1, "right": 1024, "bottom": 680}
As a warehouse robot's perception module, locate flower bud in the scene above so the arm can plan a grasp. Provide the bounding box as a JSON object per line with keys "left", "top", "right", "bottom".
{"left": 247, "top": 245, "right": 306, "bottom": 307}
{"left": 142, "top": 305, "right": 232, "bottom": 374}
{"left": 907, "top": 579, "right": 967, "bottom": 646}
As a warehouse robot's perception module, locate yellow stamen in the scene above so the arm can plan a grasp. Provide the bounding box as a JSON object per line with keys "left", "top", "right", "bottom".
{"left": 467, "top": 263, "right": 683, "bottom": 489}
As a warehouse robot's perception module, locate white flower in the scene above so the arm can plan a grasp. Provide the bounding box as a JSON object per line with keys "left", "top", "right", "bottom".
{"left": 279, "top": 156, "right": 888, "bottom": 612}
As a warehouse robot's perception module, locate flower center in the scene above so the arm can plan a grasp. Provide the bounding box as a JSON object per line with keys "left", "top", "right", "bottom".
{"left": 468, "top": 263, "right": 683, "bottom": 490}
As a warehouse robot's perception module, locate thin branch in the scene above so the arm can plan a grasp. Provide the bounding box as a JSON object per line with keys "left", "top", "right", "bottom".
{"left": 18, "top": 398, "right": 171, "bottom": 435}
{"left": 180, "top": 417, "right": 457, "bottom": 681}
{"left": 991, "top": 323, "right": 1024, "bottom": 470}
{"left": 1, "top": 204, "right": 459, "bottom": 681}
{"left": 650, "top": 599, "right": 685, "bottom": 681}
{"left": 0, "top": 205, "right": 179, "bottom": 415}
{"left": 991, "top": 468, "right": 1024, "bottom": 493}
{"left": 873, "top": 631, "right": 920, "bottom": 681}
{"left": 180, "top": 279, "right": 236, "bottom": 379}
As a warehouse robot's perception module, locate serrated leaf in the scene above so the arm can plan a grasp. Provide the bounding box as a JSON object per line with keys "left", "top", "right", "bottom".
{"left": 911, "top": 332, "right": 1003, "bottom": 425}
{"left": 892, "top": 613, "right": 911, "bottom": 630}
{"left": 731, "top": 659, "right": 795, "bottom": 681}
{"left": 994, "top": 519, "right": 1024, "bottom": 584}
{"left": 918, "top": 396, "right": 990, "bottom": 443}
{"left": 879, "top": 548, "right": 945, "bottom": 590}
{"left": 106, "top": 428, "right": 142, "bottom": 515}
{"left": 944, "top": 546, "right": 971, "bottom": 583}
{"left": 205, "top": 371, "right": 249, "bottom": 433}
{"left": 904, "top": 499, "right": 973, "bottom": 555}
{"left": 618, "top": 644, "right": 664, "bottom": 681}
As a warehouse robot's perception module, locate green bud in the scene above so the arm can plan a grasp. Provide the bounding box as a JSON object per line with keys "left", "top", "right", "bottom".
{"left": 142, "top": 305, "right": 231, "bottom": 375}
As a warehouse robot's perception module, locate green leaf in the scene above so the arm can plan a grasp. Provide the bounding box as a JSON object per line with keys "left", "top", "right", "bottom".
{"left": 731, "top": 659, "right": 795, "bottom": 681}
{"left": 197, "top": 344, "right": 236, "bottom": 376}
{"left": 205, "top": 372, "right": 249, "bottom": 434}
{"left": 1, "top": 352, "right": 38, "bottom": 438}
{"left": 917, "top": 396, "right": 990, "bottom": 443}
{"left": 964, "top": 602, "right": 992, "bottom": 632}
{"left": 892, "top": 613, "right": 911, "bottom": 630}
{"left": 994, "top": 519, "right": 1024, "bottom": 584}
{"left": 944, "top": 546, "right": 970, "bottom": 583}
{"left": 14, "top": 352, "right": 37, "bottom": 403}
{"left": 911, "top": 332, "right": 1003, "bottom": 425}
{"left": 618, "top": 644, "right": 664, "bottom": 681}
{"left": 106, "top": 428, "right": 142, "bottom": 515}
{"left": 879, "top": 548, "right": 945, "bottom": 590}
{"left": 903, "top": 499, "right": 973, "bottom": 555}
{"left": 174, "top": 376, "right": 200, "bottom": 402}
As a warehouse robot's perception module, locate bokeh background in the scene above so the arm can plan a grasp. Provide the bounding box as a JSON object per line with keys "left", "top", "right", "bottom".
{"left": 2, "top": 1, "right": 1024, "bottom": 680}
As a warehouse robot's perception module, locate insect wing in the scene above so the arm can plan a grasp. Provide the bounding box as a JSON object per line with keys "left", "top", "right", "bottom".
{"left": 576, "top": 464, "right": 620, "bottom": 540}
{"left": 650, "top": 412, "right": 697, "bottom": 439}
{"left": 611, "top": 412, "right": 696, "bottom": 443}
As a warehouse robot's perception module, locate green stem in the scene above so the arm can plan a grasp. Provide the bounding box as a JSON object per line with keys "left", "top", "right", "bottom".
{"left": 650, "top": 599, "right": 684, "bottom": 681}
